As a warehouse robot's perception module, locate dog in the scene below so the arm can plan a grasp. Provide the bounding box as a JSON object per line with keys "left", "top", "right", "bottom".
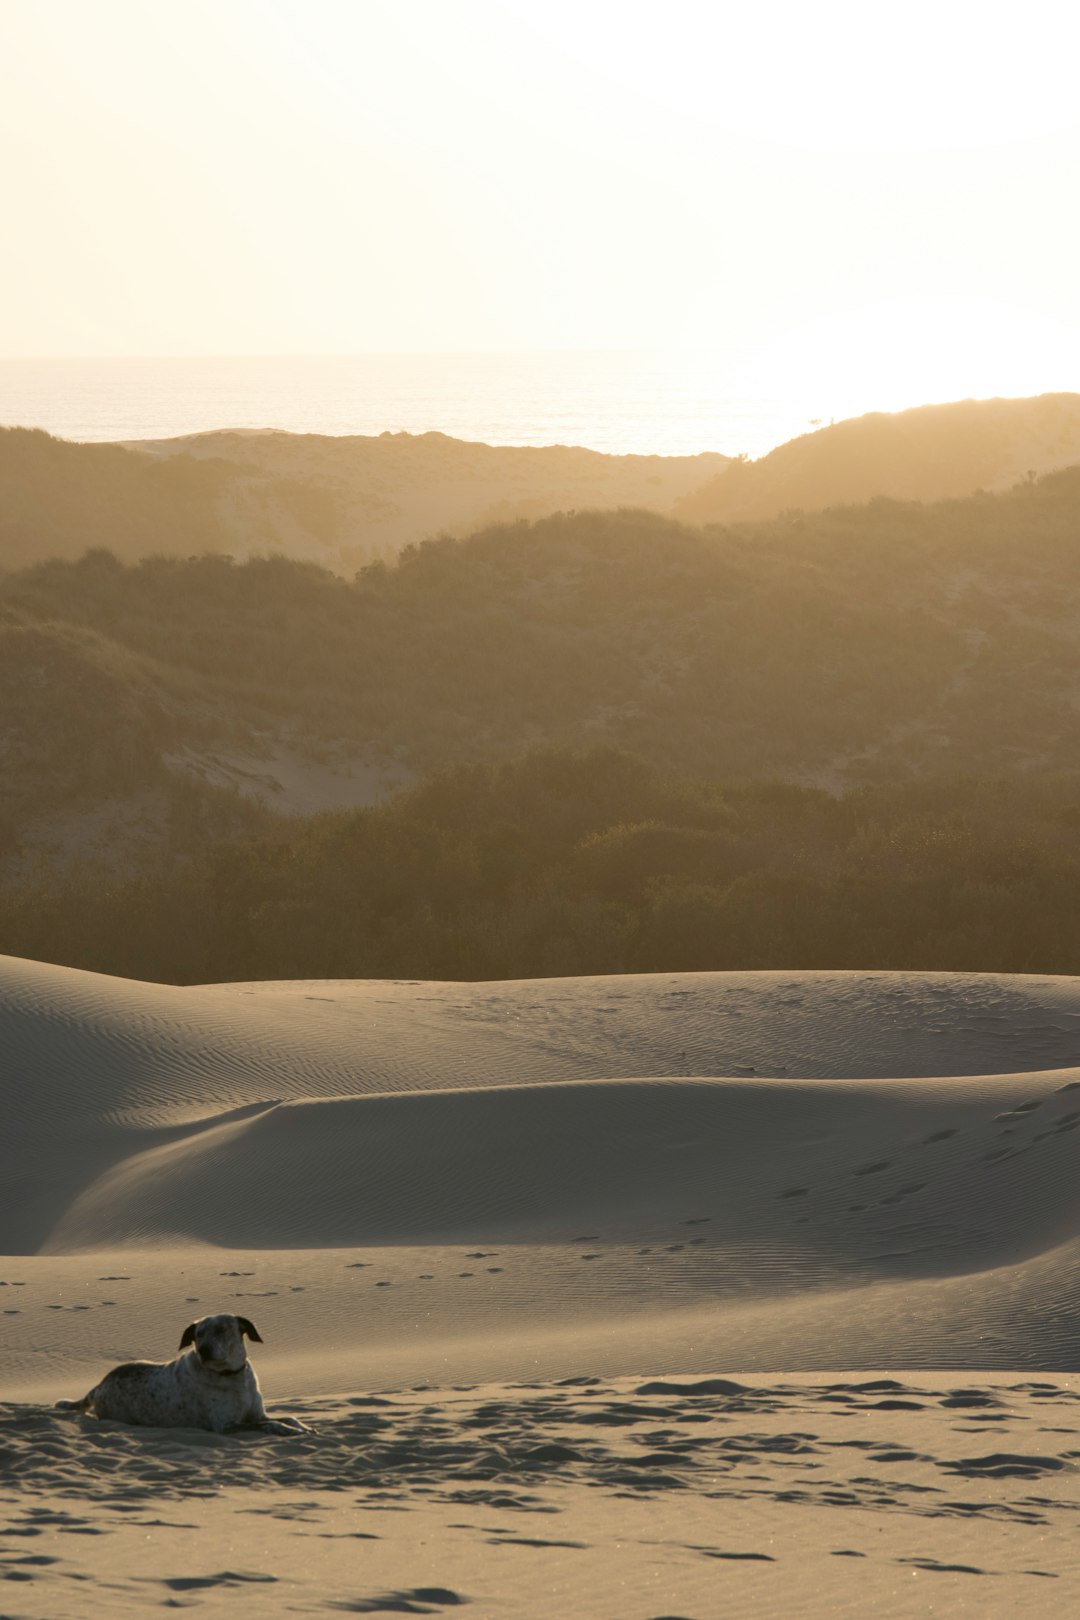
{"left": 55, "top": 1313, "right": 309, "bottom": 1435}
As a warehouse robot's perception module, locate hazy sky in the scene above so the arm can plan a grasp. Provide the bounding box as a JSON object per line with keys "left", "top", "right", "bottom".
{"left": 3, "top": 0, "right": 1080, "bottom": 408}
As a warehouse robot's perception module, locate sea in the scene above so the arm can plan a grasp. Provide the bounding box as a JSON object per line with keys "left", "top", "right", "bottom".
{"left": 0, "top": 353, "right": 832, "bottom": 460}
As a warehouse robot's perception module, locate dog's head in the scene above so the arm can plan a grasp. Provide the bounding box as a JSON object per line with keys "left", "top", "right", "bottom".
{"left": 178, "top": 1313, "right": 263, "bottom": 1374}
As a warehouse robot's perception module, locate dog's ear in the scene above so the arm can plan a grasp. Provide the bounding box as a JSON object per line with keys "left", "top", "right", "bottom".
{"left": 178, "top": 1322, "right": 198, "bottom": 1350}
{"left": 236, "top": 1316, "right": 263, "bottom": 1343}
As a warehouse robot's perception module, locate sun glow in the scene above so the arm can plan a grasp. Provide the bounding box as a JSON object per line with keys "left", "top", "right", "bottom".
{"left": 0, "top": 0, "right": 1078, "bottom": 414}
{"left": 735, "top": 297, "right": 1080, "bottom": 422}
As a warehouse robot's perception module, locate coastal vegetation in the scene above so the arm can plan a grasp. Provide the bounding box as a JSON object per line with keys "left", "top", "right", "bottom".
{"left": 5, "top": 465, "right": 1080, "bottom": 847}
{"left": 5, "top": 748, "right": 1080, "bottom": 984}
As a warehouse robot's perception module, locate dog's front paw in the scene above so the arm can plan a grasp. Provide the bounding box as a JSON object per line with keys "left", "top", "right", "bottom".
{"left": 261, "top": 1415, "right": 313, "bottom": 1435}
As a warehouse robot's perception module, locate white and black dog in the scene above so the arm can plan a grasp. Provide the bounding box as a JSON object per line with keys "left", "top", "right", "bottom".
{"left": 56, "top": 1313, "right": 309, "bottom": 1434}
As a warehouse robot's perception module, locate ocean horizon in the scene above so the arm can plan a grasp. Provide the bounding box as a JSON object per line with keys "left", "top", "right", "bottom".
{"left": 0, "top": 352, "right": 836, "bottom": 460}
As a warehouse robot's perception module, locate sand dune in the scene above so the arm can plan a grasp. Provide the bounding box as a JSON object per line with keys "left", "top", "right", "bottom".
{"left": 5, "top": 954, "right": 1080, "bottom": 1612}
{"left": 4, "top": 955, "right": 1080, "bottom": 1382}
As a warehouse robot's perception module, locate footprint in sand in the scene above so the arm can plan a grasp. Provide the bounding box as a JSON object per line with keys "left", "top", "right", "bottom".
{"left": 98, "top": 1275, "right": 129, "bottom": 1282}
{"left": 778, "top": 1187, "right": 809, "bottom": 1199}
{"left": 458, "top": 1272, "right": 475, "bottom": 1278}
{"left": 346, "top": 1591, "right": 465, "bottom": 1614}
{"left": 1035, "top": 1119, "right": 1080, "bottom": 1142}
{"left": 995, "top": 1101, "right": 1042, "bottom": 1122}
{"left": 347, "top": 1263, "right": 371, "bottom": 1269}
{"left": 220, "top": 1270, "right": 255, "bottom": 1277}
{"left": 486, "top": 1268, "right": 503, "bottom": 1274}
{"left": 854, "top": 1161, "right": 891, "bottom": 1177}
{"left": 418, "top": 1274, "right": 434, "bottom": 1280}
{"left": 922, "top": 1128, "right": 958, "bottom": 1144}
{"left": 897, "top": 1557, "right": 986, "bottom": 1575}
{"left": 682, "top": 1217, "right": 712, "bottom": 1225}
{"left": 374, "top": 1281, "right": 392, "bottom": 1288}
{"left": 879, "top": 1182, "right": 927, "bottom": 1206}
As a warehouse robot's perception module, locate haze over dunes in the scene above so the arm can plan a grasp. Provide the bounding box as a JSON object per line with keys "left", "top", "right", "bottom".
{"left": 6, "top": 460, "right": 1080, "bottom": 869}
{"left": 673, "top": 393, "right": 1080, "bottom": 525}
{"left": 0, "top": 423, "right": 727, "bottom": 573}
{"left": 6, "top": 394, "right": 1080, "bottom": 579}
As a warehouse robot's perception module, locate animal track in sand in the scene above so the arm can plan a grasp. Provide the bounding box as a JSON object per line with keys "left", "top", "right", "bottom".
{"left": 681, "top": 1217, "right": 711, "bottom": 1225}
{"left": 220, "top": 1271, "right": 255, "bottom": 1277}
{"left": 853, "top": 1161, "right": 891, "bottom": 1176}
{"left": 922, "top": 1128, "right": 958, "bottom": 1143}
{"left": 778, "top": 1187, "right": 808, "bottom": 1198}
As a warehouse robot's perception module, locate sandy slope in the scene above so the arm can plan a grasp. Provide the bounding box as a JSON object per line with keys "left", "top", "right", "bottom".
{"left": 4, "top": 955, "right": 1080, "bottom": 1614}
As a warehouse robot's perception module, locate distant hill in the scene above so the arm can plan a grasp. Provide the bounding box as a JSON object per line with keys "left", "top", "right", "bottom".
{"left": 6, "top": 468, "right": 1080, "bottom": 875}
{"left": 673, "top": 393, "right": 1080, "bottom": 524}
{"left": 0, "top": 425, "right": 727, "bottom": 573}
